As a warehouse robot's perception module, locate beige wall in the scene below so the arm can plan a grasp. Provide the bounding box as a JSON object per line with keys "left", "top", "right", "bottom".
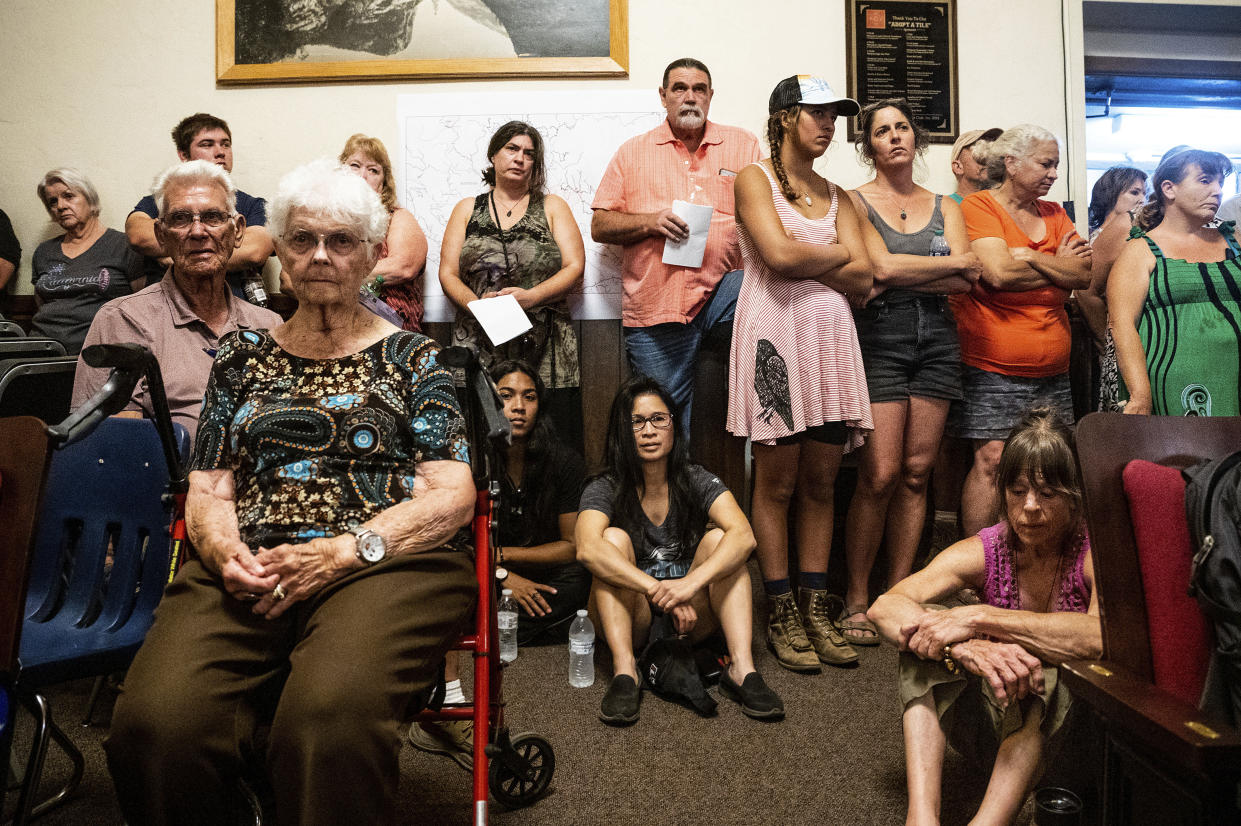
{"left": 0, "top": 0, "right": 1074, "bottom": 295}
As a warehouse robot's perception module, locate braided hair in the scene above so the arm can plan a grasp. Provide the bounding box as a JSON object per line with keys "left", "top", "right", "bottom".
{"left": 766, "top": 107, "right": 801, "bottom": 203}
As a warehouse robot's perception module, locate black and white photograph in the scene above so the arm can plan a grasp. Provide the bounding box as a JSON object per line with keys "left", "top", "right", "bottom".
{"left": 218, "top": 0, "right": 627, "bottom": 83}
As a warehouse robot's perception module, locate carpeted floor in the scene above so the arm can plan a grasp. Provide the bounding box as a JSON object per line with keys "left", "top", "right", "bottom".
{"left": 6, "top": 560, "right": 1045, "bottom": 826}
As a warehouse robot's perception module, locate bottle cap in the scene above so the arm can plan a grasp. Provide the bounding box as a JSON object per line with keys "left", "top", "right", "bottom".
{"left": 502, "top": 588, "right": 513, "bottom": 596}
{"left": 577, "top": 609, "right": 588, "bottom": 617}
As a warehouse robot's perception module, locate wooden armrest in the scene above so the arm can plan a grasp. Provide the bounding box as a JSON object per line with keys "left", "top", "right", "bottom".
{"left": 1062, "top": 658, "right": 1241, "bottom": 777}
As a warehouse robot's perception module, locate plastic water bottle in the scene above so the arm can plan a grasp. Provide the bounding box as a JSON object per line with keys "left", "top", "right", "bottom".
{"left": 243, "top": 271, "right": 268, "bottom": 306}
{"left": 568, "top": 609, "right": 595, "bottom": 688}
{"left": 930, "top": 230, "right": 951, "bottom": 257}
{"left": 498, "top": 589, "right": 518, "bottom": 663}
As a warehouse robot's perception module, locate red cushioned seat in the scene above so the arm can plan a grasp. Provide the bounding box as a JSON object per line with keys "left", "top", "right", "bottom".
{"left": 1122, "top": 459, "right": 1211, "bottom": 706}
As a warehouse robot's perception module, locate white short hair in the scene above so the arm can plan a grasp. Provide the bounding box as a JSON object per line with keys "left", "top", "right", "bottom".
{"left": 37, "top": 168, "right": 102, "bottom": 218}
{"left": 268, "top": 158, "right": 389, "bottom": 250}
{"left": 151, "top": 160, "right": 239, "bottom": 217}
{"left": 984, "top": 124, "right": 1060, "bottom": 185}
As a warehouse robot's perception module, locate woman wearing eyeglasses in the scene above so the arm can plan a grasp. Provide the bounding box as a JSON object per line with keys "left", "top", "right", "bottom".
{"left": 106, "top": 159, "right": 477, "bottom": 825}
{"left": 576, "top": 375, "right": 782, "bottom": 725}
{"left": 438, "top": 120, "right": 587, "bottom": 450}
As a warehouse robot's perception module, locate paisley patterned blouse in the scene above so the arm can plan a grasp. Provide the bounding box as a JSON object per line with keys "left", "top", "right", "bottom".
{"left": 191, "top": 329, "right": 470, "bottom": 551}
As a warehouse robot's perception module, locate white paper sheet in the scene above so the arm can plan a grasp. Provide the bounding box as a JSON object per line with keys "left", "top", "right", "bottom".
{"left": 661, "top": 200, "right": 714, "bottom": 268}
{"left": 467, "top": 293, "right": 533, "bottom": 347}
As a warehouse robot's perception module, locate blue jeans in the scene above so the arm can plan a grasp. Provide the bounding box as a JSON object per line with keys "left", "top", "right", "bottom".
{"left": 623, "top": 269, "right": 743, "bottom": 435}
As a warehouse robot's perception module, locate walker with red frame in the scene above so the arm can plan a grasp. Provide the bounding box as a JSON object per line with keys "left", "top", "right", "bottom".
{"left": 411, "top": 346, "right": 556, "bottom": 824}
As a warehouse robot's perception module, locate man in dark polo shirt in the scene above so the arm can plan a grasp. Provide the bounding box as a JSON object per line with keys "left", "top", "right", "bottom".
{"left": 126, "top": 113, "right": 274, "bottom": 299}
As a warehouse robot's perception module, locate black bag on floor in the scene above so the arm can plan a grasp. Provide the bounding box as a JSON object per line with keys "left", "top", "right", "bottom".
{"left": 638, "top": 612, "right": 717, "bottom": 717}
{"left": 1185, "top": 450, "right": 1241, "bottom": 727}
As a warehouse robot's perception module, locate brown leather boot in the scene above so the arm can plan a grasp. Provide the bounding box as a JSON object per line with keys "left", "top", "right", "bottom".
{"left": 766, "top": 591, "right": 821, "bottom": 673}
{"left": 797, "top": 588, "right": 858, "bottom": 666}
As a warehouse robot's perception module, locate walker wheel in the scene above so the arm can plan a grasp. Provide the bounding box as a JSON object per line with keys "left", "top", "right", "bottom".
{"left": 488, "top": 731, "right": 555, "bottom": 808}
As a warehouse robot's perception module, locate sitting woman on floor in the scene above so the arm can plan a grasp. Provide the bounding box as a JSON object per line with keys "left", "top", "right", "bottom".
{"left": 409, "top": 359, "right": 589, "bottom": 767}
{"left": 490, "top": 358, "right": 590, "bottom": 641}
{"left": 577, "top": 375, "right": 782, "bottom": 724}
{"left": 868, "top": 408, "right": 1102, "bottom": 826}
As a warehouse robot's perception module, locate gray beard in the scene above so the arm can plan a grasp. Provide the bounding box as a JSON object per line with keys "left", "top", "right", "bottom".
{"left": 674, "top": 111, "right": 705, "bottom": 131}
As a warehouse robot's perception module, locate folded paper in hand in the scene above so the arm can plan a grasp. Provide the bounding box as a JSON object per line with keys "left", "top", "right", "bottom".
{"left": 467, "top": 293, "right": 533, "bottom": 347}
{"left": 661, "top": 200, "right": 714, "bottom": 268}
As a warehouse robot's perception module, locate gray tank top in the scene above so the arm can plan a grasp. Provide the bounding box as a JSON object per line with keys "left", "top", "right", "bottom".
{"left": 856, "top": 192, "right": 945, "bottom": 303}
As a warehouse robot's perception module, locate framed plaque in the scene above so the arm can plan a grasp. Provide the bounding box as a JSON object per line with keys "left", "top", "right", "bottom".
{"left": 846, "top": 0, "right": 959, "bottom": 143}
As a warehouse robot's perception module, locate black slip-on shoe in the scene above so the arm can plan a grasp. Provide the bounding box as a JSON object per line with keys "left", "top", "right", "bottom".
{"left": 599, "top": 674, "right": 641, "bottom": 725}
{"left": 719, "top": 671, "right": 785, "bottom": 720}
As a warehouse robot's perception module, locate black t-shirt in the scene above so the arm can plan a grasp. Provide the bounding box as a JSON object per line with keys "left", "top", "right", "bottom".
{"left": 498, "top": 441, "right": 585, "bottom": 548}
{"left": 579, "top": 465, "right": 728, "bottom": 579}
{"left": 0, "top": 209, "right": 20, "bottom": 270}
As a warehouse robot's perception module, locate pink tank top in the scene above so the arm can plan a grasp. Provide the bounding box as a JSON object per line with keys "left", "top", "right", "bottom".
{"left": 979, "top": 522, "right": 1091, "bottom": 613}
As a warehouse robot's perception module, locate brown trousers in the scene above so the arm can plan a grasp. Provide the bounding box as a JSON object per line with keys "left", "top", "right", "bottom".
{"left": 105, "top": 548, "right": 475, "bottom": 826}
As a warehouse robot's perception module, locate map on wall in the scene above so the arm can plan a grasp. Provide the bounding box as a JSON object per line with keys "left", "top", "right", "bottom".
{"left": 397, "top": 91, "right": 665, "bottom": 321}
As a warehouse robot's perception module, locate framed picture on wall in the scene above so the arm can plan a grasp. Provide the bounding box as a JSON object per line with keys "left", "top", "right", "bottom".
{"left": 845, "top": 0, "right": 959, "bottom": 143}
{"left": 216, "top": 0, "right": 628, "bottom": 84}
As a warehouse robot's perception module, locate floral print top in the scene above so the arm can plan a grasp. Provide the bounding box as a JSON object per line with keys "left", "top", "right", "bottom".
{"left": 191, "top": 329, "right": 470, "bottom": 551}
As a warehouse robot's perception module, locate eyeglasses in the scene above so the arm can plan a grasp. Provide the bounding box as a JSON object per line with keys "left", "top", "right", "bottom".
{"left": 162, "top": 209, "right": 232, "bottom": 231}
{"left": 630, "top": 412, "right": 673, "bottom": 431}
{"left": 282, "top": 229, "right": 367, "bottom": 255}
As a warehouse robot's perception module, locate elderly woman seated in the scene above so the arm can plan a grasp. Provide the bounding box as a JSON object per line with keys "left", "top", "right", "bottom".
{"left": 104, "top": 159, "right": 477, "bottom": 826}
{"left": 868, "top": 408, "right": 1102, "bottom": 826}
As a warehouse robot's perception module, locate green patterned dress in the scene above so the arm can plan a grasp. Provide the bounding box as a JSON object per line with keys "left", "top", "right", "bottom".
{"left": 1128, "top": 222, "right": 1241, "bottom": 416}
{"left": 451, "top": 192, "right": 579, "bottom": 389}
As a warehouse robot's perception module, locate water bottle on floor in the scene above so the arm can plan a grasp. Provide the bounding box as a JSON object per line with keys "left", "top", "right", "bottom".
{"left": 568, "top": 609, "right": 595, "bottom": 688}
{"left": 498, "top": 589, "right": 518, "bottom": 663}
{"left": 929, "top": 229, "right": 951, "bottom": 257}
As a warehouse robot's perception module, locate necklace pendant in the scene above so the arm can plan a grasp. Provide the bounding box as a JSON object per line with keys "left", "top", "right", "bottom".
{"left": 900, "top": 208, "right": 907, "bottom": 220}
{"left": 804, "top": 194, "right": 813, "bottom": 206}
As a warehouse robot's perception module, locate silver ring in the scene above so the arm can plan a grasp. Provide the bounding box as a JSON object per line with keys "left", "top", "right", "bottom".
{"left": 272, "top": 583, "right": 287, "bottom": 602}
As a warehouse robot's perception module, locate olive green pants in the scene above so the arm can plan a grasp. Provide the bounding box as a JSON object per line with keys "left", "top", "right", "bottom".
{"left": 105, "top": 549, "right": 475, "bottom": 826}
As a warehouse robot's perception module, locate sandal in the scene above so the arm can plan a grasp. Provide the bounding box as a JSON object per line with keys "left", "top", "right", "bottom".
{"left": 838, "top": 605, "right": 880, "bottom": 647}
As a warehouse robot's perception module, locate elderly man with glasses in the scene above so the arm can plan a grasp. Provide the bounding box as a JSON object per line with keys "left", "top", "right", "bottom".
{"left": 72, "top": 159, "right": 281, "bottom": 447}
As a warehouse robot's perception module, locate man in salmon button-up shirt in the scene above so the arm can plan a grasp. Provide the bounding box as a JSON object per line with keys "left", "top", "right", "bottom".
{"left": 592, "top": 57, "right": 760, "bottom": 433}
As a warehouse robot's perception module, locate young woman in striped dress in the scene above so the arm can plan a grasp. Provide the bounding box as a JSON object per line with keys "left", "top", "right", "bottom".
{"left": 727, "top": 75, "right": 873, "bottom": 673}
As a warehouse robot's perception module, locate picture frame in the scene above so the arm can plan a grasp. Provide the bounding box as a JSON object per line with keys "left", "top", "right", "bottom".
{"left": 845, "top": 0, "right": 959, "bottom": 144}
{"left": 216, "top": 0, "right": 628, "bottom": 85}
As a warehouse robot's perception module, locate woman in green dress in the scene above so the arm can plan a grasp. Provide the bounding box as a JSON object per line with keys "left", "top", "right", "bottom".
{"left": 439, "top": 121, "right": 586, "bottom": 449}
{"left": 1109, "top": 148, "right": 1240, "bottom": 417}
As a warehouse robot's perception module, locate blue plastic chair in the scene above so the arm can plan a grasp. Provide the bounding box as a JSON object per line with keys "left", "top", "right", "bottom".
{"left": 9, "top": 416, "right": 189, "bottom": 823}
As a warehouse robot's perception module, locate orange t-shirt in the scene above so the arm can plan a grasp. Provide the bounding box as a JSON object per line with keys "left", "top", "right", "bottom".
{"left": 955, "top": 190, "right": 1079, "bottom": 377}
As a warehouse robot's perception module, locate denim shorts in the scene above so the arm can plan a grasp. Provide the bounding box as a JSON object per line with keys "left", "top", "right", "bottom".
{"left": 852, "top": 295, "right": 963, "bottom": 404}
{"left": 949, "top": 365, "right": 1074, "bottom": 441}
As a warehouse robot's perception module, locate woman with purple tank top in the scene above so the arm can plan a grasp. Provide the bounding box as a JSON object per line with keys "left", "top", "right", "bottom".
{"left": 868, "top": 408, "right": 1101, "bottom": 825}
